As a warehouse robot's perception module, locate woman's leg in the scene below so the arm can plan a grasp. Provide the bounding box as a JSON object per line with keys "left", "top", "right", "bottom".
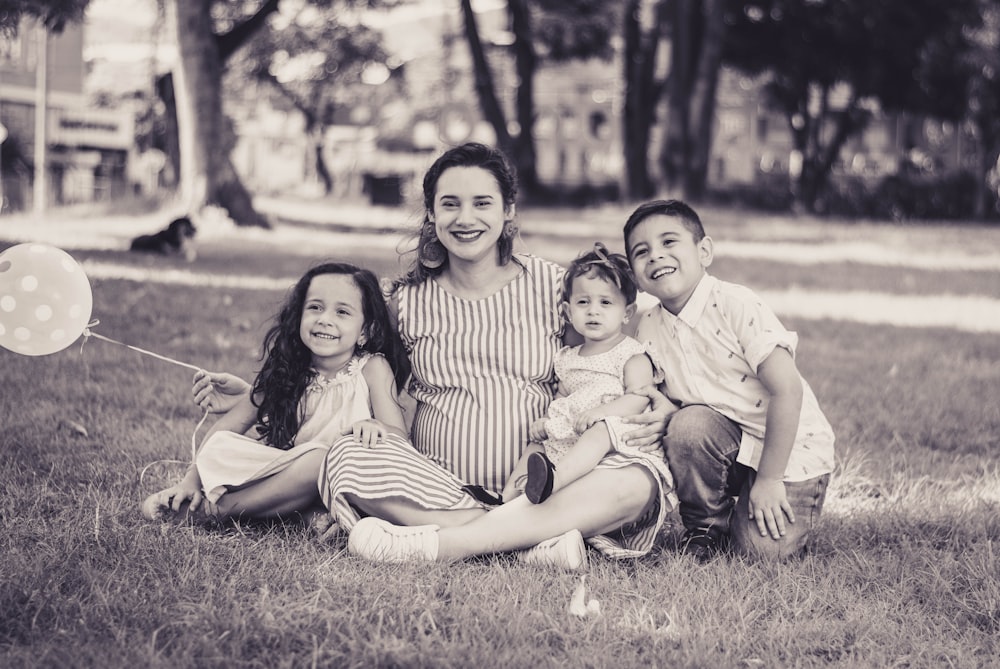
{"left": 344, "top": 494, "right": 487, "bottom": 528}
{"left": 435, "top": 464, "right": 657, "bottom": 561}
{"left": 212, "top": 449, "right": 327, "bottom": 520}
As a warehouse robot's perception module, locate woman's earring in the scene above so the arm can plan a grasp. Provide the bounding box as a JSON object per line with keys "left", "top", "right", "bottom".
{"left": 420, "top": 232, "right": 447, "bottom": 269}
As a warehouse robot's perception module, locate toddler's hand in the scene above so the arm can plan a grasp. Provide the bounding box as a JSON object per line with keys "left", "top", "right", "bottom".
{"left": 529, "top": 418, "right": 548, "bottom": 442}
{"left": 574, "top": 409, "right": 603, "bottom": 434}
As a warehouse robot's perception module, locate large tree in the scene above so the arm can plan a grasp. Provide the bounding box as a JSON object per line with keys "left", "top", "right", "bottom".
{"left": 233, "top": 8, "right": 389, "bottom": 194}
{"left": 723, "top": 0, "right": 980, "bottom": 213}
{"left": 621, "top": 0, "right": 667, "bottom": 201}
{"left": 459, "top": 0, "right": 616, "bottom": 201}
{"left": 658, "top": 0, "right": 725, "bottom": 202}
{"left": 962, "top": 0, "right": 1000, "bottom": 219}
{"left": 169, "top": 0, "right": 280, "bottom": 227}
{"left": 0, "top": 0, "right": 89, "bottom": 33}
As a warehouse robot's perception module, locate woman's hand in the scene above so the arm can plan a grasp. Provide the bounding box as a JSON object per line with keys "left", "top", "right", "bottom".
{"left": 192, "top": 369, "right": 250, "bottom": 413}
{"left": 621, "top": 385, "right": 676, "bottom": 452}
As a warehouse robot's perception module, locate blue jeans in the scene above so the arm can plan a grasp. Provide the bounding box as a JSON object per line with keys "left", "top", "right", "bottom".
{"left": 665, "top": 405, "right": 830, "bottom": 560}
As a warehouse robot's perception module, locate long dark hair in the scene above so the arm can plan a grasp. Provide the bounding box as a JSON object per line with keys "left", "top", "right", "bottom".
{"left": 394, "top": 142, "right": 520, "bottom": 290}
{"left": 252, "top": 262, "right": 410, "bottom": 450}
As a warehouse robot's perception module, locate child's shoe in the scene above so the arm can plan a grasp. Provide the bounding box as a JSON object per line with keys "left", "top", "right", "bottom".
{"left": 680, "top": 527, "right": 727, "bottom": 563}
{"left": 517, "top": 529, "right": 588, "bottom": 571}
{"left": 348, "top": 517, "right": 440, "bottom": 563}
{"left": 524, "top": 451, "right": 556, "bottom": 504}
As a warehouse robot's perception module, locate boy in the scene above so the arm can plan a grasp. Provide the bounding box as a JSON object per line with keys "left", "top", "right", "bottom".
{"left": 623, "top": 200, "right": 835, "bottom": 561}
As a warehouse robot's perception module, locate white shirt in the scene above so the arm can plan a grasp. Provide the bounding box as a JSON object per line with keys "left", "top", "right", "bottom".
{"left": 636, "top": 274, "right": 835, "bottom": 481}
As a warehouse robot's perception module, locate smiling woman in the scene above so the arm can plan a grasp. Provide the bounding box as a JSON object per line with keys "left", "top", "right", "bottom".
{"left": 316, "top": 142, "right": 676, "bottom": 570}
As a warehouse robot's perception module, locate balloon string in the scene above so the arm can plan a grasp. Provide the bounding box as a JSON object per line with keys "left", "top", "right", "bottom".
{"left": 80, "top": 320, "right": 202, "bottom": 372}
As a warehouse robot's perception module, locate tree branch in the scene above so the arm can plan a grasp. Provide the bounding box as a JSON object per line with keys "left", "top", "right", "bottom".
{"left": 216, "top": 0, "right": 281, "bottom": 64}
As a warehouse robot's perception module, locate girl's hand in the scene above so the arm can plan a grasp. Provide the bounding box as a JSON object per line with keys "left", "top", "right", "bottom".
{"left": 748, "top": 477, "right": 795, "bottom": 540}
{"left": 349, "top": 419, "right": 388, "bottom": 448}
{"left": 529, "top": 418, "right": 548, "bottom": 442}
{"left": 621, "top": 385, "right": 676, "bottom": 452}
{"left": 150, "top": 480, "right": 204, "bottom": 516}
{"left": 192, "top": 370, "right": 250, "bottom": 413}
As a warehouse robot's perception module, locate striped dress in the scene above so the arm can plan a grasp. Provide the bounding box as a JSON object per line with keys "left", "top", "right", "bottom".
{"left": 320, "top": 254, "right": 676, "bottom": 558}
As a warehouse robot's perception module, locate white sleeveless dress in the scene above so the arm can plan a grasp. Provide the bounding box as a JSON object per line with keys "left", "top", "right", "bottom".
{"left": 197, "top": 354, "right": 375, "bottom": 503}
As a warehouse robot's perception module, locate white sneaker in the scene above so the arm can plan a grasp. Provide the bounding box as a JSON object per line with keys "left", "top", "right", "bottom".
{"left": 348, "top": 517, "right": 440, "bottom": 563}
{"left": 518, "top": 529, "right": 588, "bottom": 571}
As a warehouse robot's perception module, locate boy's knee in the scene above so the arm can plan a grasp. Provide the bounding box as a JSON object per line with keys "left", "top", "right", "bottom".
{"left": 665, "top": 405, "right": 728, "bottom": 459}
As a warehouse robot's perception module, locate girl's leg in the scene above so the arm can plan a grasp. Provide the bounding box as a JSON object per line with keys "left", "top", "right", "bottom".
{"left": 436, "top": 464, "right": 656, "bottom": 561}
{"left": 344, "top": 493, "right": 487, "bottom": 528}
{"left": 527, "top": 425, "right": 612, "bottom": 503}
{"left": 213, "top": 449, "right": 327, "bottom": 520}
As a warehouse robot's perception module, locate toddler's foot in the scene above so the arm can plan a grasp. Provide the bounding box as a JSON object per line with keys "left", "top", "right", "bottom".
{"left": 524, "top": 451, "right": 556, "bottom": 504}
{"left": 517, "top": 529, "right": 588, "bottom": 571}
{"left": 348, "top": 517, "right": 440, "bottom": 563}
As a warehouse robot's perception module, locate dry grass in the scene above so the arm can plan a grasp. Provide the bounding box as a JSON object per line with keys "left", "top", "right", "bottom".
{"left": 1, "top": 215, "right": 998, "bottom": 668}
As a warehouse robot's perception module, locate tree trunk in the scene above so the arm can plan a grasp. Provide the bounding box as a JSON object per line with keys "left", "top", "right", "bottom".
{"left": 683, "top": 0, "right": 724, "bottom": 201}
{"left": 169, "top": 0, "right": 267, "bottom": 227}
{"left": 507, "top": 0, "right": 541, "bottom": 200}
{"left": 154, "top": 72, "right": 180, "bottom": 189}
{"left": 621, "top": 0, "right": 665, "bottom": 201}
{"left": 659, "top": 0, "right": 724, "bottom": 202}
{"left": 459, "top": 0, "right": 514, "bottom": 159}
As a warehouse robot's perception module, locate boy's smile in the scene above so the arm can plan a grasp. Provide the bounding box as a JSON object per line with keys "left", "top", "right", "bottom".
{"left": 626, "top": 214, "right": 713, "bottom": 315}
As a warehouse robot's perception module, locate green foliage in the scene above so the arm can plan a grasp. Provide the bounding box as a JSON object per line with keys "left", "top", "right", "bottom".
{"left": 723, "top": 0, "right": 979, "bottom": 121}
{"left": 532, "top": 0, "right": 621, "bottom": 61}
{"left": 0, "top": 0, "right": 89, "bottom": 33}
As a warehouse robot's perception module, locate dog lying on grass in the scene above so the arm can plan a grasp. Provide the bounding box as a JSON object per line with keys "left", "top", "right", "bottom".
{"left": 130, "top": 216, "right": 197, "bottom": 260}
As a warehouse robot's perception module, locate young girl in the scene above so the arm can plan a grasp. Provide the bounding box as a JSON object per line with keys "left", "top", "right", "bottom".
{"left": 502, "top": 243, "right": 673, "bottom": 505}
{"left": 142, "top": 262, "right": 410, "bottom": 523}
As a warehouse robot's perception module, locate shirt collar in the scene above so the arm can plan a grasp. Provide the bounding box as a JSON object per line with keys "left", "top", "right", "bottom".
{"left": 674, "top": 273, "right": 716, "bottom": 327}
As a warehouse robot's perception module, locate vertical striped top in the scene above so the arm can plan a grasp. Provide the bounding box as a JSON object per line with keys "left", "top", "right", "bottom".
{"left": 396, "top": 254, "right": 565, "bottom": 494}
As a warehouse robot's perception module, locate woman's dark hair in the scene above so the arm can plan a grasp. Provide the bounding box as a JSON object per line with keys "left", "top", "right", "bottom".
{"left": 394, "top": 142, "right": 519, "bottom": 289}
{"left": 253, "top": 262, "right": 410, "bottom": 450}
{"left": 561, "top": 242, "right": 638, "bottom": 306}
{"left": 622, "top": 199, "right": 706, "bottom": 253}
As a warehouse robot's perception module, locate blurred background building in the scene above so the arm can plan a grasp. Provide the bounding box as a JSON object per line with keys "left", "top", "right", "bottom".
{"left": 0, "top": 0, "right": 985, "bottom": 214}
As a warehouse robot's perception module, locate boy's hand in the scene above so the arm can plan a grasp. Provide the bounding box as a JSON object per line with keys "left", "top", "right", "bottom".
{"left": 620, "top": 385, "right": 676, "bottom": 452}
{"left": 748, "top": 477, "right": 795, "bottom": 540}
{"left": 349, "top": 419, "right": 388, "bottom": 448}
{"left": 192, "top": 370, "right": 250, "bottom": 413}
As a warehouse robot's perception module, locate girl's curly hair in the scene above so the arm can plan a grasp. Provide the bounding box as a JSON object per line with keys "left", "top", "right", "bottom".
{"left": 252, "top": 262, "right": 410, "bottom": 450}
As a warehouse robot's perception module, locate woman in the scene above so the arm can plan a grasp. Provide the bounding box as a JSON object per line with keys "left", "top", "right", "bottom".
{"left": 196, "top": 143, "right": 672, "bottom": 569}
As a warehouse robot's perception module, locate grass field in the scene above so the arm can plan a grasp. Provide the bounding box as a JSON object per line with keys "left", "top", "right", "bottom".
{"left": 1, "top": 206, "right": 999, "bottom": 668}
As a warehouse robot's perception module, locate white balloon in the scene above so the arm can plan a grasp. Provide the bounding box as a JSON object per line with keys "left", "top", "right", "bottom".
{"left": 0, "top": 244, "right": 93, "bottom": 356}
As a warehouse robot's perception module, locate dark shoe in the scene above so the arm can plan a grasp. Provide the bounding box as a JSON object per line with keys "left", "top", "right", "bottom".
{"left": 680, "top": 528, "right": 726, "bottom": 563}
{"left": 525, "top": 451, "right": 556, "bottom": 504}
{"left": 461, "top": 484, "right": 504, "bottom": 506}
